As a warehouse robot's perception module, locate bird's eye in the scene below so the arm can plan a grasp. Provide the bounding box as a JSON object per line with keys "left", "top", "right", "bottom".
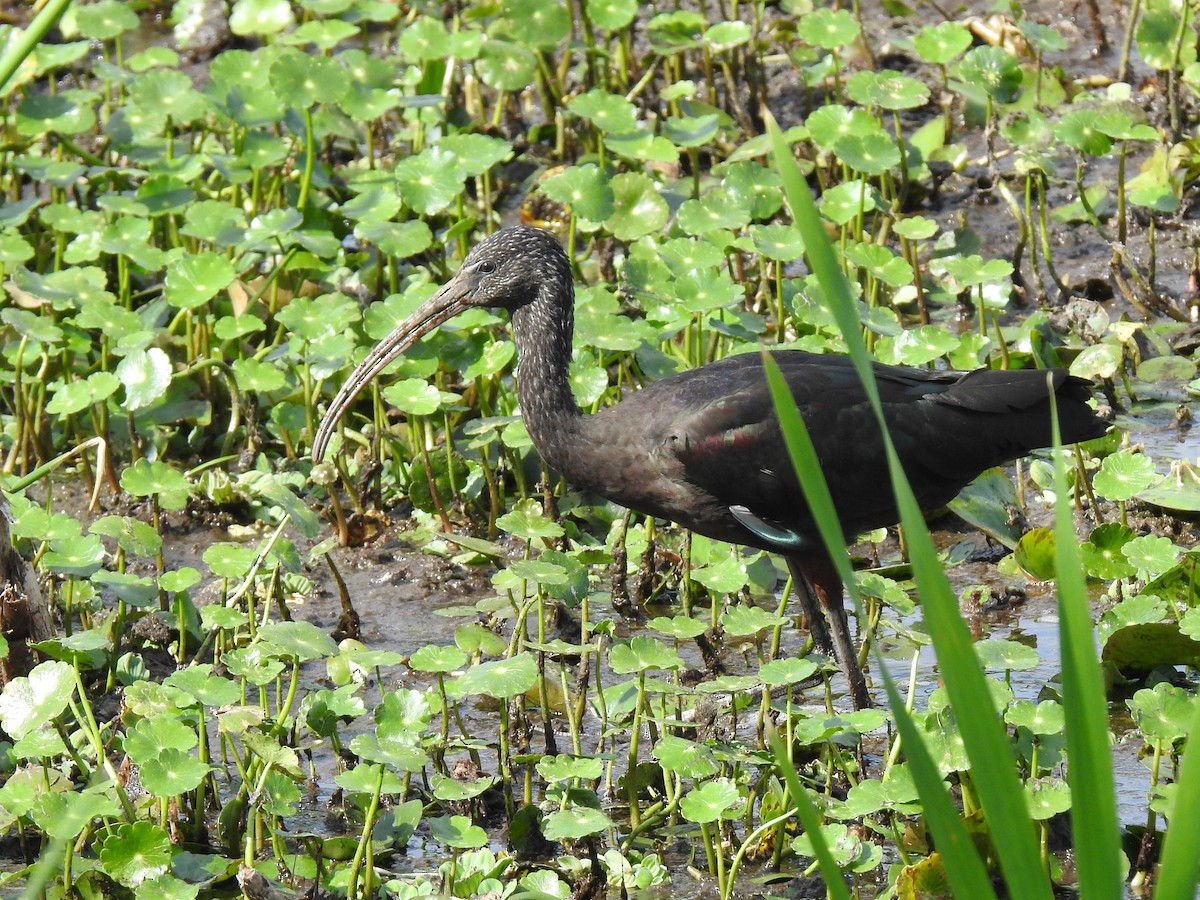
{"left": 477, "top": 260, "right": 496, "bottom": 274}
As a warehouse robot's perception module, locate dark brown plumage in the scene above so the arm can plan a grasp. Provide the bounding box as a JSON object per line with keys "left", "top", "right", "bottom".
{"left": 313, "top": 226, "right": 1108, "bottom": 709}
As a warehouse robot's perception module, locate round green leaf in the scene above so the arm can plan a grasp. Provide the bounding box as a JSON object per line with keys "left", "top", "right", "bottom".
{"left": 680, "top": 778, "right": 741, "bottom": 824}
{"left": 456, "top": 653, "right": 539, "bottom": 699}
{"left": 116, "top": 348, "right": 172, "bottom": 411}
{"left": 1093, "top": 450, "right": 1158, "bottom": 502}
{"left": 606, "top": 173, "right": 668, "bottom": 240}
{"left": 98, "top": 822, "right": 173, "bottom": 888}
{"left": 542, "top": 806, "right": 613, "bottom": 840}
{"left": 164, "top": 252, "right": 236, "bottom": 309}
{"left": 974, "top": 638, "right": 1039, "bottom": 671}
{"left": 269, "top": 50, "right": 349, "bottom": 107}
{"left": 475, "top": 39, "right": 537, "bottom": 91}
{"left": 140, "top": 748, "right": 213, "bottom": 797}
{"left": 0, "top": 660, "right": 76, "bottom": 740}
{"left": 120, "top": 459, "right": 191, "bottom": 508}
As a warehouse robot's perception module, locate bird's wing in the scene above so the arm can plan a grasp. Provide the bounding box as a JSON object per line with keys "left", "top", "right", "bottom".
{"left": 590, "top": 351, "right": 1101, "bottom": 551}
{"left": 647, "top": 352, "right": 914, "bottom": 548}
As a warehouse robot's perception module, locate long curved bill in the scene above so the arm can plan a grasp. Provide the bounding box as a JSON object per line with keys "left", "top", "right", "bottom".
{"left": 311, "top": 270, "right": 474, "bottom": 462}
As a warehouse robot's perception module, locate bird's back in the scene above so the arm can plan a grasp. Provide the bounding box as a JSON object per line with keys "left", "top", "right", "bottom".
{"left": 566, "top": 350, "right": 1106, "bottom": 553}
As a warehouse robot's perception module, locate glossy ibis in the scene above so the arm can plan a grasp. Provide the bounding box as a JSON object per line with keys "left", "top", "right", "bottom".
{"left": 312, "top": 226, "right": 1107, "bottom": 709}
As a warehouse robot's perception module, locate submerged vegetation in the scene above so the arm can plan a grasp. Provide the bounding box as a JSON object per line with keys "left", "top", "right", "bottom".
{"left": 1, "top": 0, "right": 1200, "bottom": 896}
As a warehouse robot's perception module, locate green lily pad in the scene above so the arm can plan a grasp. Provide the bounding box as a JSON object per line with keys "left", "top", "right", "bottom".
{"left": 47, "top": 372, "right": 121, "bottom": 416}
{"left": 42, "top": 534, "right": 106, "bottom": 576}
{"left": 269, "top": 49, "right": 349, "bottom": 107}
{"left": 680, "top": 778, "right": 741, "bottom": 824}
{"left": 586, "top": 0, "right": 636, "bottom": 29}
{"left": 1138, "top": 461, "right": 1200, "bottom": 512}
{"left": 129, "top": 70, "right": 209, "bottom": 126}
{"left": 1081, "top": 523, "right": 1138, "bottom": 579}
{"left": 456, "top": 653, "right": 539, "bottom": 699}
{"left": 496, "top": 500, "right": 564, "bottom": 541}
{"left": 956, "top": 45, "right": 1022, "bottom": 104}
{"left": 503, "top": 0, "right": 569, "bottom": 47}
{"left": 798, "top": 7, "right": 860, "bottom": 49}
{"left": 665, "top": 113, "right": 720, "bottom": 147}
{"left": 974, "top": 638, "right": 1039, "bottom": 671}
{"left": 201, "top": 543, "right": 257, "bottom": 579}
{"left": 164, "top": 252, "right": 236, "bottom": 310}
{"left": 647, "top": 614, "right": 708, "bottom": 641}
{"left": 350, "top": 732, "right": 427, "bottom": 772}
{"left": 1093, "top": 450, "right": 1159, "bottom": 502}
{"left": 98, "top": 821, "right": 173, "bottom": 888}
{"left": 1122, "top": 534, "right": 1181, "bottom": 580}
{"left": 537, "top": 755, "right": 604, "bottom": 783}
{"left": 475, "top": 39, "right": 537, "bottom": 91}
{"left": 121, "top": 459, "right": 190, "bottom": 509}
{"left": 257, "top": 621, "right": 338, "bottom": 662}
{"left": 721, "top": 604, "right": 783, "bottom": 637}
{"left": 429, "top": 815, "right": 488, "bottom": 849}
{"left": 2, "top": 307, "right": 63, "bottom": 344}
{"left": 32, "top": 790, "right": 120, "bottom": 842}
{"left": 122, "top": 716, "right": 199, "bottom": 766}
{"left": 759, "top": 657, "right": 819, "bottom": 686}
{"left": 1005, "top": 699, "right": 1065, "bottom": 735}
{"left": 0, "top": 660, "right": 76, "bottom": 740}
{"left": 381, "top": 378, "right": 456, "bottom": 415}
{"left": 539, "top": 164, "right": 614, "bottom": 223}
{"left": 846, "top": 242, "right": 913, "bottom": 289}
{"left": 1070, "top": 342, "right": 1123, "bottom": 380}
{"left": 820, "top": 179, "right": 881, "bottom": 224}
{"left": 163, "top": 667, "right": 242, "bottom": 710}
{"left": 140, "top": 748, "right": 213, "bottom": 797}
{"left": 1128, "top": 681, "right": 1197, "bottom": 743}
{"left": 676, "top": 190, "right": 751, "bottom": 235}
{"left": 397, "top": 16, "right": 450, "bottom": 60}
{"left": 847, "top": 70, "right": 930, "bottom": 110}
{"left": 409, "top": 644, "right": 468, "bottom": 673}
{"left": 75, "top": 0, "right": 139, "bottom": 39}
{"left": 1055, "top": 110, "right": 1114, "bottom": 156}
{"left": 605, "top": 172, "right": 668, "bottom": 240}
{"left": 1025, "top": 779, "right": 1072, "bottom": 820}
{"left": 542, "top": 806, "right": 613, "bottom": 841}
{"left": 653, "top": 735, "right": 720, "bottom": 778}
{"left": 609, "top": 636, "right": 684, "bottom": 674}
{"left": 1102, "top": 622, "right": 1200, "bottom": 673}
{"left": 394, "top": 148, "right": 465, "bottom": 216}
{"left": 232, "top": 358, "right": 287, "bottom": 393}
{"left": 1013, "top": 527, "right": 1056, "bottom": 580}
{"left": 913, "top": 21, "right": 972, "bottom": 64}
{"left": 116, "top": 347, "right": 172, "bottom": 411}
{"left": 431, "top": 772, "right": 497, "bottom": 802}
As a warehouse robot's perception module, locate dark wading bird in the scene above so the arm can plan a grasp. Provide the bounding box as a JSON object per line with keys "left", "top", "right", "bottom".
{"left": 313, "top": 226, "right": 1108, "bottom": 709}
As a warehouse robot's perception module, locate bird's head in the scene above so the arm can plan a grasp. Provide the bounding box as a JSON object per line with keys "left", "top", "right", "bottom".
{"left": 311, "top": 226, "right": 569, "bottom": 461}
{"left": 449, "top": 225, "right": 572, "bottom": 312}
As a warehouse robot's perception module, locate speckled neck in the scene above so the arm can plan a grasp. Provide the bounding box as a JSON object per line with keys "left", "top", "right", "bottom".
{"left": 509, "top": 277, "right": 584, "bottom": 475}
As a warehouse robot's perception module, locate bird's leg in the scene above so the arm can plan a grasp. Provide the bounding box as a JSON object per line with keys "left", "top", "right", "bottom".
{"left": 786, "top": 557, "right": 872, "bottom": 709}
{"left": 786, "top": 557, "right": 835, "bottom": 655}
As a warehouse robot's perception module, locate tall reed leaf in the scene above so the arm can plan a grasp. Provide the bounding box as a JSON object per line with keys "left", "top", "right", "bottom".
{"left": 766, "top": 111, "right": 1051, "bottom": 899}
{"left": 763, "top": 354, "right": 996, "bottom": 898}
{"left": 1155, "top": 697, "right": 1200, "bottom": 895}
{"left": 768, "top": 728, "right": 853, "bottom": 900}
{"left": 1049, "top": 398, "right": 1123, "bottom": 897}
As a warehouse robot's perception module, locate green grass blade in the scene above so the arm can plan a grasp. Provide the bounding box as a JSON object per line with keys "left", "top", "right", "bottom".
{"left": 769, "top": 728, "right": 853, "bottom": 900}
{"left": 1049, "top": 398, "right": 1123, "bottom": 898}
{"left": 760, "top": 354, "right": 859, "bottom": 606}
{"left": 762, "top": 357, "right": 997, "bottom": 899}
{"left": 766, "top": 111, "right": 1052, "bottom": 900}
{"left": 0, "top": 0, "right": 73, "bottom": 94}
{"left": 1155, "top": 696, "right": 1200, "bottom": 896}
